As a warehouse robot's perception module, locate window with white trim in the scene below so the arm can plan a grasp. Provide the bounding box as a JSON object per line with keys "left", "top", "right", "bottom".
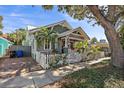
{"left": 44, "top": 39, "right": 51, "bottom": 50}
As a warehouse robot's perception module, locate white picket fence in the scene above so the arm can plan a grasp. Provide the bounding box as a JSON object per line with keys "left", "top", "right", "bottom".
{"left": 32, "top": 50, "right": 105, "bottom": 69}
{"left": 67, "top": 51, "right": 82, "bottom": 63}
{"left": 31, "top": 51, "right": 49, "bottom": 69}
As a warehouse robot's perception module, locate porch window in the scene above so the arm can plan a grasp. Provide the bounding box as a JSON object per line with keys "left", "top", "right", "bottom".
{"left": 44, "top": 39, "right": 51, "bottom": 50}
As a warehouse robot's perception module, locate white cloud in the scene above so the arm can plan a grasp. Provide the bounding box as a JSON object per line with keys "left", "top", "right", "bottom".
{"left": 10, "top": 12, "right": 23, "bottom": 17}
{"left": 19, "top": 18, "right": 35, "bottom": 25}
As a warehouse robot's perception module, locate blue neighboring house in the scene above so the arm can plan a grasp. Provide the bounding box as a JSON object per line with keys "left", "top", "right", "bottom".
{"left": 0, "top": 37, "right": 13, "bottom": 57}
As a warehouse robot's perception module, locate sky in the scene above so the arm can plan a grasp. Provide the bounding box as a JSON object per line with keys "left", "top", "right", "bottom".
{"left": 0, "top": 5, "right": 106, "bottom": 41}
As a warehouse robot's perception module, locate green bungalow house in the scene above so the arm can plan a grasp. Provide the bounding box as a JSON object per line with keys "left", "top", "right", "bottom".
{"left": 0, "top": 37, "right": 13, "bottom": 57}
{"left": 24, "top": 20, "right": 90, "bottom": 69}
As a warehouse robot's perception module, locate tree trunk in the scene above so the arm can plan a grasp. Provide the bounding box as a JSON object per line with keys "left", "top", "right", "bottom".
{"left": 88, "top": 5, "right": 124, "bottom": 68}
{"left": 105, "top": 28, "right": 124, "bottom": 68}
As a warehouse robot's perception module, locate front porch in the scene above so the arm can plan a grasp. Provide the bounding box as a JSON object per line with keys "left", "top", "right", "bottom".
{"left": 58, "top": 34, "right": 86, "bottom": 53}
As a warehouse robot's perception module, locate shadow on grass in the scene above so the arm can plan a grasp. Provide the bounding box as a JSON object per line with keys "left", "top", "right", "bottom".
{"left": 60, "top": 61, "right": 124, "bottom": 88}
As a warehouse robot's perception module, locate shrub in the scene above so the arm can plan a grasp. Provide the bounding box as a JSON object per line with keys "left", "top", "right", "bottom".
{"left": 48, "top": 54, "right": 68, "bottom": 69}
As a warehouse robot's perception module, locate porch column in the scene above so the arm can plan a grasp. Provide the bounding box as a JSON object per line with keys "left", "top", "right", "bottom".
{"left": 63, "top": 36, "right": 69, "bottom": 53}
{"left": 64, "top": 36, "right": 68, "bottom": 48}
{"left": 55, "top": 38, "right": 58, "bottom": 49}
{"left": 67, "top": 38, "right": 71, "bottom": 53}
{"left": 68, "top": 38, "right": 71, "bottom": 49}
{"left": 49, "top": 41, "right": 51, "bottom": 49}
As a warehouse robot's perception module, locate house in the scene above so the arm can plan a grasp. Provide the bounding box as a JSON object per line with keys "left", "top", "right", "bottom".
{"left": 0, "top": 33, "right": 8, "bottom": 38}
{"left": 0, "top": 37, "right": 13, "bottom": 57}
{"left": 24, "top": 20, "right": 90, "bottom": 69}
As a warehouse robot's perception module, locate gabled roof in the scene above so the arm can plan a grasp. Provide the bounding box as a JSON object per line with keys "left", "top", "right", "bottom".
{"left": 58, "top": 27, "right": 90, "bottom": 40}
{"left": 27, "top": 20, "right": 90, "bottom": 40}
{"left": 0, "top": 34, "right": 8, "bottom": 38}
{"left": 29, "top": 20, "right": 72, "bottom": 33}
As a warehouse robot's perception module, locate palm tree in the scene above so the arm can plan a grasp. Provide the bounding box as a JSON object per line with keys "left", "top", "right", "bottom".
{"left": 34, "top": 27, "right": 58, "bottom": 51}
{"left": 8, "top": 29, "right": 26, "bottom": 45}
{"left": 73, "top": 40, "right": 88, "bottom": 53}
{"left": 15, "top": 29, "right": 26, "bottom": 45}
{"left": 34, "top": 27, "right": 58, "bottom": 65}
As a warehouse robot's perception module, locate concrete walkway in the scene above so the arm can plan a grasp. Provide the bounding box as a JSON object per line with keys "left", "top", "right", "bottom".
{"left": 0, "top": 57, "right": 110, "bottom": 88}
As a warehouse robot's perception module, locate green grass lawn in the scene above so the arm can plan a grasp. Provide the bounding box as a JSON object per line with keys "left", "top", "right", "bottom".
{"left": 45, "top": 60, "right": 124, "bottom": 88}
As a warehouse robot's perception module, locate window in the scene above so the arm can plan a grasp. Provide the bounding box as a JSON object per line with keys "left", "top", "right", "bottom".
{"left": 73, "top": 31, "right": 81, "bottom": 35}
{"left": 44, "top": 39, "right": 51, "bottom": 50}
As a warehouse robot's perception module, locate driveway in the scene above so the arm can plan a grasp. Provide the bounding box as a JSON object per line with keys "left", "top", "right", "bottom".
{"left": 0, "top": 57, "right": 110, "bottom": 88}
{"left": 0, "top": 57, "right": 43, "bottom": 79}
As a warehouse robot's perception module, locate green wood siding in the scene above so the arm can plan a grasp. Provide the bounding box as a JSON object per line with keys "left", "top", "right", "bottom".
{"left": 49, "top": 25, "right": 70, "bottom": 34}
{"left": 49, "top": 25, "right": 70, "bottom": 52}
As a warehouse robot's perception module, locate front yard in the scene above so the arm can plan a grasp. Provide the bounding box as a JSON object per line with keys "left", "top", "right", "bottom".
{"left": 44, "top": 60, "right": 124, "bottom": 88}
{"left": 0, "top": 57, "right": 123, "bottom": 88}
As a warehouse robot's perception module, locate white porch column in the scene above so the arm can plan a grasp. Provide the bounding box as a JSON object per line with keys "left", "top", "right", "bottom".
{"left": 64, "top": 36, "right": 68, "bottom": 48}
{"left": 55, "top": 38, "right": 58, "bottom": 49}
{"left": 43, "top": 39, "right": 45, "bottom": 50}
{"left": 49, "top": 41, "right": 51, "bottom": 49}
{"left": 67, "top": 38, "right": 71, "bottom": 53}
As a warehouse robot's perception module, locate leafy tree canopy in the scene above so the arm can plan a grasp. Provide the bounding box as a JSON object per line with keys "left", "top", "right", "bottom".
{"left": 42, "top": 5, "right": 124, "bottom": 27}
{"left": 8, "top": 28, "right": 26, "bottom": 45}
{"left": 34, "top": 27, "right": 58, "bottom": 48}
{"left": 90, "top": 37, "right": 98, "bottom": 44}
{"left": 0, "top": 16, "right": 3, "bottom": 29}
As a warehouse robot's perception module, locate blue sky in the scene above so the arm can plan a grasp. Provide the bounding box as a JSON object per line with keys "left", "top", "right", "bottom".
{"left": 0, "top": 5, "right": 106, "bottom": 41}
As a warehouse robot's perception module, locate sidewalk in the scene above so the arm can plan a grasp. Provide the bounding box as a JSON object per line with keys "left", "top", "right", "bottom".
{"left": 0, "top": 57, "right": 110, "bottom": 88}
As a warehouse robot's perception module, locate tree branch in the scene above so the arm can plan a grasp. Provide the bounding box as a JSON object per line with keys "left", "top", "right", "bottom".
{"left": 87, "top": 5, "right": 117, "bottom": 39}
{"left": 108, "top": 5, "right": 116, "bottom": 19}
